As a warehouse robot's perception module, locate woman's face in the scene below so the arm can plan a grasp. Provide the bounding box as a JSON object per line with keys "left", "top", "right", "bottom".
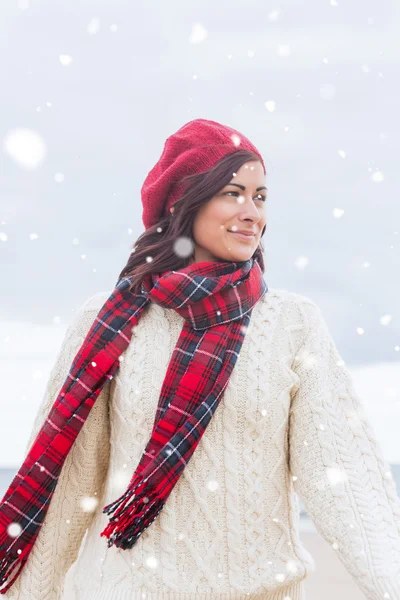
{"left": 190, "top": 160, "right": 267, "bottom": 264}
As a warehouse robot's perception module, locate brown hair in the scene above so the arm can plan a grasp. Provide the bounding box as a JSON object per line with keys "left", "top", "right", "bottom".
{"left": 118, "top": 149, "right": 267, "bottom": 295}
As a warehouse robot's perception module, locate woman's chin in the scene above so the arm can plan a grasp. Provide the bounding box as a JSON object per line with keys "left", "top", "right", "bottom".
{"left": 220, "top": 254, "right": 253, "bottom": 263}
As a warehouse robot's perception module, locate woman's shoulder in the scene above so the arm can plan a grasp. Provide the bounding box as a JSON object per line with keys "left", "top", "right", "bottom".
{"left": 260, "top": 287, "right": 323, "bottom": 338}
{"left": 263, "top": 286, "right": 320, "bottom": 311}
{"left": 82, "top": 290, "right": 112, "bottom": 311}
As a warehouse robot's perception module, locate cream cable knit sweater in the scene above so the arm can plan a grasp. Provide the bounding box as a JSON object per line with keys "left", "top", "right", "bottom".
{"left": 3, "top": 288, "right": 400, "bottom": 600}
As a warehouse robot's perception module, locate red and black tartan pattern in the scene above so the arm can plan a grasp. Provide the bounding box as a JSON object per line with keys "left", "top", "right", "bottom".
{"left": 0, "top": 257, "right": 267, "bottom": 594}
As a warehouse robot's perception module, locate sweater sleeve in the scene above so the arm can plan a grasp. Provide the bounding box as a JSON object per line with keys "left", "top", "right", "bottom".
{"left": 288, "top": 297, "right": 400, "bottom": 600}
{"left": 3, "top": 293, "right": 111, "bottom": 600}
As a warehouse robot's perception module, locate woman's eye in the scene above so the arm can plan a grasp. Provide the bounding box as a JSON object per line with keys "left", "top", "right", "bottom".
{"left": 225, "top": 191, "right": 266, "bottom": 202}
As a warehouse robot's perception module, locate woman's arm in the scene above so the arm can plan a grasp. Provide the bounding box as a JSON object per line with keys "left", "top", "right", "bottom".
{"left": 288, "top": 297, "right": 400, "bottom": 600}
{"left": 3, "top": 293, "right": 111, "bottom": 600}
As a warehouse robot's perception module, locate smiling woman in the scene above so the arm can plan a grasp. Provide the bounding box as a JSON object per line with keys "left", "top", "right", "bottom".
{"left": 116, "top": 147, "right": 268, "bottom": 295}
{"left": 189, "top": 159, "right": 267, "bottom": 264}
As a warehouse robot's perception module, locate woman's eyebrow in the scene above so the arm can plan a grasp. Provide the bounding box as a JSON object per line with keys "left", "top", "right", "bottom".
{"left": 226, "top": 183, "right": 267, "bottom": 192}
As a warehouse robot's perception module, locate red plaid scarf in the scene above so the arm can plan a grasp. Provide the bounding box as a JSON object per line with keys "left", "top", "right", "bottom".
{"left": 0, "top": 257, "right": 267, "bottom": 594}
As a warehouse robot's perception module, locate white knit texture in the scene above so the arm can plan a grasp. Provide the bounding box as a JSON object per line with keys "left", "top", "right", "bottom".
{"left": 3, "top": 288, "right": 400, "bottom": 600}
{"left": 288, "top": 299, "right": 400, "bottom": 600}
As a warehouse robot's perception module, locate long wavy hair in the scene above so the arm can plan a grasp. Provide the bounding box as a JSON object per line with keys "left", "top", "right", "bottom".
{"left": 118, "top": 149, "right": 267, "bottom": 295}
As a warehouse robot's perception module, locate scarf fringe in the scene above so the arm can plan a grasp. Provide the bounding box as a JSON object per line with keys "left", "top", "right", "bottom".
{"left": 0, "top": 549, "right": 28, "bottom": 594}
{"left": 100, "top": 473, "right": 165, "bottom": 550}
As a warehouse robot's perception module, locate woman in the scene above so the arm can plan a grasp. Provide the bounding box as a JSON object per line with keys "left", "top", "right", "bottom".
{"left": 1, "top": 118, "right": 399, "bottom": 599}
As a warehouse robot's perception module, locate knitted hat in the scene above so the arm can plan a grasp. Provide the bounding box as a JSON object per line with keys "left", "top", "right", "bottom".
{"left": 141, "top": 118, "right": 266, "bottom": 230}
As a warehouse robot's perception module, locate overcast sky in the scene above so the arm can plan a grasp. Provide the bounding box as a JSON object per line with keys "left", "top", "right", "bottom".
{"left": 1, "top": 0, "right": 399, "bottom": 466}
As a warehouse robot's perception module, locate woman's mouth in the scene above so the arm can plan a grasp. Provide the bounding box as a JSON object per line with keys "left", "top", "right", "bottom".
{"left": 228, "top": 231, "right": 255, "bottom": 242}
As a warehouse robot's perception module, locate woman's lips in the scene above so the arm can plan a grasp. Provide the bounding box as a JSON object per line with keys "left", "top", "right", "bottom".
{"left": 228, "top": 231, "right": 255, "bottom": 242}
